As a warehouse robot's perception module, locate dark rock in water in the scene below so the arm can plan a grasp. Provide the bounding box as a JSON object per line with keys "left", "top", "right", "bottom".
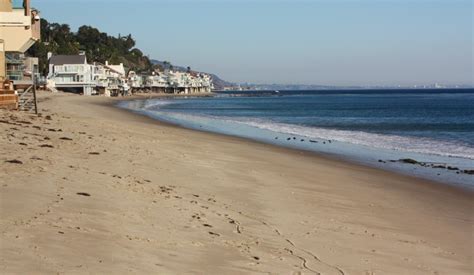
{"left": 463, "top": 170, "right": 474, "bottom": 175}
{"left": 432, "top": 165, "right": 446, "bottom": 169}
{"left": 399, "top": 158, "right": 419, "bottom": 165}
{"left": 447, "top": 166, "right": 459, "bottom": 171}
{"left": 323, "top": 142, "right": 326, "bottom": 144}
{"left": 287, "top": 138, "right": 291, "bottom": 141}
{"left": 293, "top": 137, "right": 296, "bottom": 140}
{"left": 300, "top": 139, "right": 305, "bottom": 142}
{"left": 328, "top": 140, "right": 332, "bottom": 143}
{"left": 378, "top": 160, "right": 386, "bottom": 163}
{"left": 309, "top": 140, "right": 317, "bottom": 143}
{"left": 275, "top": 137, "right": 278, "bottom": 140}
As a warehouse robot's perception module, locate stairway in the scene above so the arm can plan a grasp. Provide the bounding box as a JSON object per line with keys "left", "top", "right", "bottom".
{"left": 17, "top": 85, "right": 37, "bottom": 113}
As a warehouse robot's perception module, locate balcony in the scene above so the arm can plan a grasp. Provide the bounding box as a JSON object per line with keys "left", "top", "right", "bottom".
{"left": 0, "top": 9, "right": 29, "bottom": 27}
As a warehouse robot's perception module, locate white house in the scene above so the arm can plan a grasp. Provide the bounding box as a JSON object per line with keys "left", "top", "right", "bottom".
{"left": 48, "top": 54, "right": 128, "bottom": 96}
{"left": 48, "top": 54, "right": 96, "bottom": 95}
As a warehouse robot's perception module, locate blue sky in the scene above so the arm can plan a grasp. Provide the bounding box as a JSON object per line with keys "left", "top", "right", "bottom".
{"left": 34, "top": 0, "right": 472, "bottom": 86}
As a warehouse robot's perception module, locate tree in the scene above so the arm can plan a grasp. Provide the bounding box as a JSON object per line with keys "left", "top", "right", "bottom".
{"left": 27, "top": 18, "right": 154, "bottom": 76}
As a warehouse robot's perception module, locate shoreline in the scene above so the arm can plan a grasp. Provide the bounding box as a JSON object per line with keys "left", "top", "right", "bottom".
{"left": 1, "top": 92, "right": 472, "bottom": 274}
{"left": 114, "top": 95, "right": 474, "bottom": 192}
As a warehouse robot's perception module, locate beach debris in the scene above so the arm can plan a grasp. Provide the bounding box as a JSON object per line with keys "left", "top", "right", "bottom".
{"left": 76, "top": 192, "right": 91, "bottom": 197}
{"left": 203, "top": 224, "right": 212, "bottom": 228}
{"left": 39, "top": 144, "right": 54, "bottom": 148}
{"left": 60, "top": 137, "right": 73, "bottom": 141}
{"left": 58, "top": 231, "right": 65, "bottom": 234}
{"left": 19, "top": 142, "right": 27, "bottom": 146}
{"left": 5, "top": 159, "right": 23, "bottom": 164}
{"left": 89, "top": 152, "right": 100, "bottom": 155}
{"left": 208, "top": 231, "right": 220, "bottom": 236}
{"left": 45, "top": 115, "right": 52, "bottom": 120}
{"left": 253, "top": 256, "right": 260, "bottom": 261}
{"left": 32, "top": 126, "right": 41, "bottom": 130}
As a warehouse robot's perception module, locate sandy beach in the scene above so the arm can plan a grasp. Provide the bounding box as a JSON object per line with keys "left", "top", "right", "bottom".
{"left": 1, "top": 92, "right": 472, "bottom": 274}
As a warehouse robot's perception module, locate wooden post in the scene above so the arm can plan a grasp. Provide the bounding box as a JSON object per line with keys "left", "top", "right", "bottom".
{"left": 0, "top": 39, "right": 5, "bottom": 82}
{"left": 32, "top": 72, "right": 38, "bottom": 114}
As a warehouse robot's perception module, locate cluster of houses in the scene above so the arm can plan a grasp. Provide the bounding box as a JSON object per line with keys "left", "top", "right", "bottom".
{"left": 47, "top": 53, "right": 214, "bottom": 96}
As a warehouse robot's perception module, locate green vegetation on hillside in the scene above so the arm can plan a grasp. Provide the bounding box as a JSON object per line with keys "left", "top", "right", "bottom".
{"left": 28, "top": 19, "right": 153, "bottom": 76}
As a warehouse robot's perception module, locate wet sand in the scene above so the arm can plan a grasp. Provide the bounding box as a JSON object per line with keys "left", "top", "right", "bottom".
{"left": 1, "top": 92, "right": 472, "bottom": 274}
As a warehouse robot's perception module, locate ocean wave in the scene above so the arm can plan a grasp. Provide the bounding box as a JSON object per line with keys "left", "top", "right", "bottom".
{"left": 122, "top": 99, "right": 474, "bottom": 160}
{"left": 233, "top": 118, "right": 474, "bottom": 160}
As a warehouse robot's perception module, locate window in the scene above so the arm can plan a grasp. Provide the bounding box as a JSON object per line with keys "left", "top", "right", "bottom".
{"left": 12, "top": 0, "right": 24, "bottom": 9}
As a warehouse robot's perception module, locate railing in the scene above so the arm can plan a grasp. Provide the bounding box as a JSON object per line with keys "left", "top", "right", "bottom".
{"left": 17, "top": 83, "right": 37, "bottom": 114}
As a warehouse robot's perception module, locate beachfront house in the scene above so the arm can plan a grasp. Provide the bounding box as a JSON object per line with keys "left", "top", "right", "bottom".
{"left": 143, "top": 70, "right": 213, "bottom": 94}
{"left": 48, "top": 53, "right": 96, "bottom": 95}
{"left": 48, "top": 54, "right": 129, "bottom": 96}
{"left": 127, "top": 70, "right": 145, "bottom": 93}
{"left": 94, "top": 61, "right": 128, "bottom": 96}
{"left": 0, "top": 0, "right": 41, "bottom": 110}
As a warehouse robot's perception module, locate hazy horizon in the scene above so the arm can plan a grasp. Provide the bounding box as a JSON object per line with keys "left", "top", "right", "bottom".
{"left": 35, "top": 0, "right": 473, "bottom": 86}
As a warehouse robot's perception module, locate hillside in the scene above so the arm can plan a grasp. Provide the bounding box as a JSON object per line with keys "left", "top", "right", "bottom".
{"left": 27, "top": 19, "right": 232, "bottom": 90}
{"left": 28, "top": 19, "right": 153, "bottom": 76}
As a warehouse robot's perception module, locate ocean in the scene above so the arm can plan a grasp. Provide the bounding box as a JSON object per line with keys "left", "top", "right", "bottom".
{"left": 119, "top": 89, "right": 474, "bottom": 190}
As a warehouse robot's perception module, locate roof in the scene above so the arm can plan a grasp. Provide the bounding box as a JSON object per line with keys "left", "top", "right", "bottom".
{"left": 49, "top": 55, "right": 87, "bottom": 66}
{"left": 105, "top": 64, "right": 126, "bottom": 77}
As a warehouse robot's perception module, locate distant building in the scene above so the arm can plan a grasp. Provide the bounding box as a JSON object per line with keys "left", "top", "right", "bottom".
{"left": 48, "top": 54, "right": 96, "bottom": 95}
{"left": 143, "top": 70, "right": 213, "bottom": 94}
{"left": 47, "top": 53, "right": 129, "bottom": 96}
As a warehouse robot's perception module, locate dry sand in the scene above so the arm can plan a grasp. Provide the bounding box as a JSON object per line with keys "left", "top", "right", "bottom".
{"left": 1, "top": 92, "right": 472, "bottom": 274}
